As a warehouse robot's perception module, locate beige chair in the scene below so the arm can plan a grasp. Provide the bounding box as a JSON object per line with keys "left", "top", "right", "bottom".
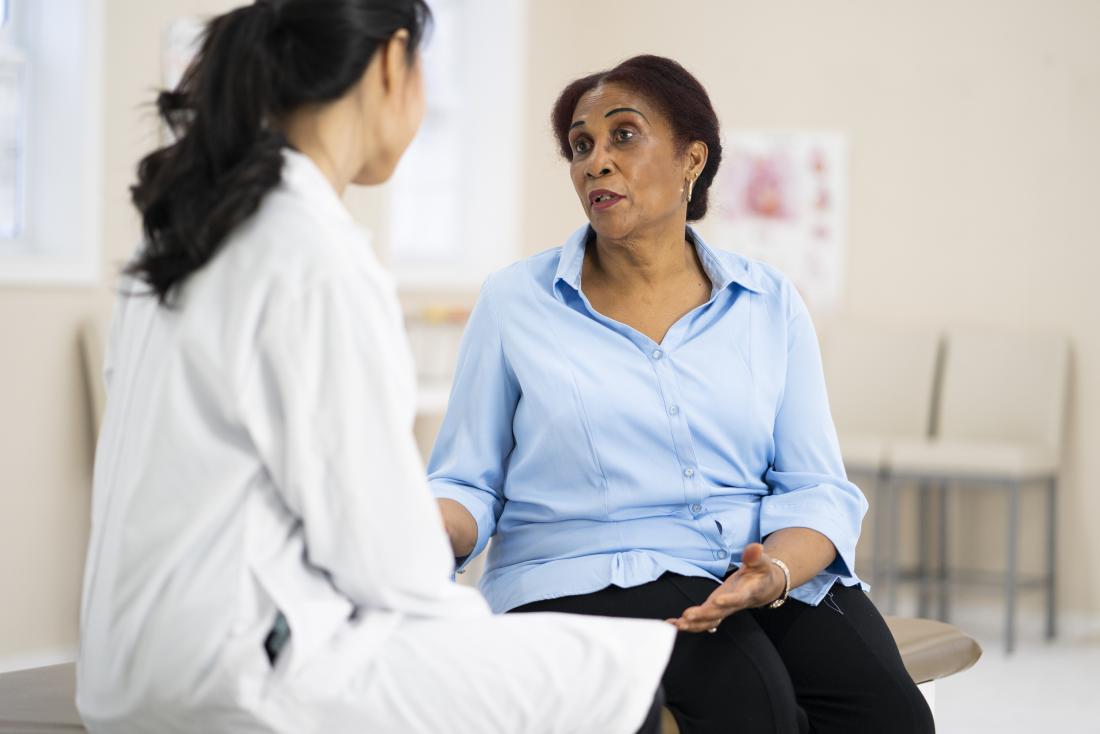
{"left": 882, "top": 327, "right": 1070, "bottom": 652}
{"left": 821, "top": 321, "right": 942, "bottom": 587}
{"left": 822, "top": 321, "right": 942, "bottom": 471}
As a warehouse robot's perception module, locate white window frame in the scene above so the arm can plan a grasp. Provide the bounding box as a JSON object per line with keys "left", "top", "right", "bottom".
{"left": 0, "top": 0, "right": 104, "bottom": 284}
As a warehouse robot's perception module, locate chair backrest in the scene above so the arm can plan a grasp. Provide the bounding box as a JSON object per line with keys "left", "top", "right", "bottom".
{"left": 937, "top": 327, "right": 1070, "bottom": 450}
{"left": 821, "top": 320, "right": 942, "bottom": 440}
{"left": 79, "top": 317, "right": 107, "bottom": 445}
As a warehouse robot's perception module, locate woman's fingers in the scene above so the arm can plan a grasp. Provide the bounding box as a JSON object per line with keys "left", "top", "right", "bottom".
{"left": 740, "top": 542, "right": 770, "bottom": 568}
{"left": 669, "top": 605, "right": 715, "bottom": 631}
{"left": 712, "top": 572, "right": 765, "bottom": 609}
{"left": 671, "top": 613, "right": 724, "bottom": 633}
{"left": 672, "top": 596, "right": 735, "bottom": 632}
{"left": 669, "top": 546, "right": 780, "bottom": 632}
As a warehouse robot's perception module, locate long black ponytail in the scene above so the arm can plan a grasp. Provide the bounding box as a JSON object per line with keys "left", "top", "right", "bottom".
{"left": 128, "top": 0, "right": 432, "bottom": 304}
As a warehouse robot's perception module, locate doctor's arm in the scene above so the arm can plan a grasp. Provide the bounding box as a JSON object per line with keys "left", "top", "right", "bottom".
{"left": 240, "top": 275, "right": 482, "bottom": 615}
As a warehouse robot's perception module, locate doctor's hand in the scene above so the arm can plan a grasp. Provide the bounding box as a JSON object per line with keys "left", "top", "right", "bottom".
{"left": 665, "top": 543, "right": 786, "bottom": 634}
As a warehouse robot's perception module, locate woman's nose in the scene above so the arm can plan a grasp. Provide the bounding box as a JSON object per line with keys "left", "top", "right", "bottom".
{"left": 585, "top": 163, "right": 612, "bottom": 179}
{"left": 585, "top": 144, "right": 613, "bottom": 179}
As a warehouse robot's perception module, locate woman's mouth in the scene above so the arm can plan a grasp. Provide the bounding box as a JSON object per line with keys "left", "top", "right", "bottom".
{"left": 589, "top": 189, "right": 625, "bottom": 211}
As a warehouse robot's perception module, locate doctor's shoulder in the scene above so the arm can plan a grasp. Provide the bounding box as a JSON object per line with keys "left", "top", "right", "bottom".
{"left": 223, "top": 191, "right": 364, "bottom": 286}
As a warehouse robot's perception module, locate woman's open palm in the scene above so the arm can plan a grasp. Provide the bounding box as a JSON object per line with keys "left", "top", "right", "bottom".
{"left": 666, "top": 543, "right": 784, "bottom": 633}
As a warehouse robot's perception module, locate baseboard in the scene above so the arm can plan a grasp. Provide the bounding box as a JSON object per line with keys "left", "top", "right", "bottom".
{"left": 0, "top": 647, "right": 77, "bottom": 675}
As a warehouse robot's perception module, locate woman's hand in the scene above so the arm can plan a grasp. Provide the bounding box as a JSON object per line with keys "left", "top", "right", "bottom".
{"left": 665, "top": 543, "right": 785, "bottom": 633}
{"left": 438, "top": 499, "right": 478, "bottom": 559}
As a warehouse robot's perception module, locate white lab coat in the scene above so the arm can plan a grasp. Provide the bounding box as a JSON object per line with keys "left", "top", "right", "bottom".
{"left": 76, "top": 149, "right": 674, "bottom": 734}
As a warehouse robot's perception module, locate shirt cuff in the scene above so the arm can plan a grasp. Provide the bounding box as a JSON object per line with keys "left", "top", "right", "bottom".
{"left": 758, "top": 489, "right": 859, "bottom": 580}
{"left": 430, "top": 481, "right": 497, "bottom": 574}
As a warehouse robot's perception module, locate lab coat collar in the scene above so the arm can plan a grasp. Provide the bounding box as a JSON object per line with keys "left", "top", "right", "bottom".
{"left": 280, "top": 147, "right": 356, "bottom": 227}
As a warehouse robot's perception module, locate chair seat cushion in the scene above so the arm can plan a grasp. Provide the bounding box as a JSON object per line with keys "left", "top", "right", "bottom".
{"left": 885, "top": 615, "right": 982, "bottom": 684}
{"left": 887, "top": 438, "right": 1056, "bottom": 480}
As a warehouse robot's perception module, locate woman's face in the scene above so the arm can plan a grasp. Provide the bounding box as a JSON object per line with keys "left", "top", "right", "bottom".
{"left": 354, "top": 38, "right": 425, "bottom": 185}
{"left": 387, "top": 50, "right": 425, "bottom": 167}
{"left": 567, "top": 82, "right": 699, "bottom": 241}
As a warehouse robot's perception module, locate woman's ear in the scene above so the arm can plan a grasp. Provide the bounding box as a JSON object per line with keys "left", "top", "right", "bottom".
{"left": 688, "top": 140, "right": 709, "bottom": 180}
{"left": 379, "top": 29, "right": 412, "bottom": 96}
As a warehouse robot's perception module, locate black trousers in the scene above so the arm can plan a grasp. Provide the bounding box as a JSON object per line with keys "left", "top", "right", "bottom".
{"left": 513, "top": 574, "right": 934, "bottom": 734}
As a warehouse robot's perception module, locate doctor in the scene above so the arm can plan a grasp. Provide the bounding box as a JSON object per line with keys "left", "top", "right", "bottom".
{"left": 76, "top": 1, "right": 674, "bottom": 732}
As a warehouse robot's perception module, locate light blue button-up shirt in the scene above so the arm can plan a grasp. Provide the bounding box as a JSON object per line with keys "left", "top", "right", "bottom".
{"left": 428, "top": 225, "right": 868, "bottom": 613}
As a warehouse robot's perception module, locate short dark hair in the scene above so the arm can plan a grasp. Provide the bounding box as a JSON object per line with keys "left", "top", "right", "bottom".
{"left": 550, "top": 54, "right": 721, "bottom": 221}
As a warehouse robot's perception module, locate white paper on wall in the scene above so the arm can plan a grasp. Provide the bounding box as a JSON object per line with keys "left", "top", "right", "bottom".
{"left": 706, "top": 131, "right": 848, "bottom": 312}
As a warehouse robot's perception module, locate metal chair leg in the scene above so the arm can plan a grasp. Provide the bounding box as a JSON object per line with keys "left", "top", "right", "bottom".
{"left": 937, "top": 480, "right": 950, "bottom": 622}
{"left": 885, "top": 476, "right": 900, "bottom": 615}
{"left": 870, "top": 469, "right": 886, "bottom": 592}
{"left": 917, "top": 481, "right": 932, "bottom": 618}
{"left": 1005, "top": 479, "right": 1021, "bottom": 654}
{"left": 1046, "top": 476, "right": 1058, "bottom": 641}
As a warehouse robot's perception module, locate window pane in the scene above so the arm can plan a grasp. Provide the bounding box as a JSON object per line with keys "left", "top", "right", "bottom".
{"left": 389, "top": 0, "right": 463, "bottom": 263}
{"left": 0, "top": 51, "right": 27, "bottom": 239}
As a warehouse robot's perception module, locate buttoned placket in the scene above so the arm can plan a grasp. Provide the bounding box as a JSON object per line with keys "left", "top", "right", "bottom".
{"left": 567, "top": 282, "right": 733, "bottom": 568}
{"left": 646, "top": 336, "right": 728, "bottom": 563}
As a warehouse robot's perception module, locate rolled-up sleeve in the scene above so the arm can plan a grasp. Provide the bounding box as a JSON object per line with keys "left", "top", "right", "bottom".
{"left": 759, "top": 284, "right": 868, "bottom": 580}
{"left": 428, "top": 276, "right": 520, "bottom": 570}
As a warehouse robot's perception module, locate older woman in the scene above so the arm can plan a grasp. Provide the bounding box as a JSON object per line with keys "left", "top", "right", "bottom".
{"left": 431, "top": 55, "right": 932, "bottom": 734}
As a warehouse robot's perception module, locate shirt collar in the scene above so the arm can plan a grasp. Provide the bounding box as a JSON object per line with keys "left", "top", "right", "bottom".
{"left": 553, "top": 224, "right": 765, "bottom": 299}
{"left": 552, "top": 225, "right": 591, "bottom": 296}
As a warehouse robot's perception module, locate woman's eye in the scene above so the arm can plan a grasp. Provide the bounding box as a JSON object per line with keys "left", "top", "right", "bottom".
{"left": 573, "top": 138, "right": 591, "bottom": 154}
{"left": 614, "top": 129, "right": 635, "bottom": 142}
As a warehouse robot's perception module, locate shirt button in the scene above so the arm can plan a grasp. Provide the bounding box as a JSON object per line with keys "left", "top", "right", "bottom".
{"left": 668, "top": 405, "right": 680, "bottom": 416}
{"left": 683, "top": 467, "right": 695, "bottom": 478}
{"left": 690, "top": 503, "right": 703, "bottom": 513}
{"left": 716, "top": 550, "right": 729, "bottom": 560}
{"left": 651, "top": 349, "right": 663, "bottom": 360}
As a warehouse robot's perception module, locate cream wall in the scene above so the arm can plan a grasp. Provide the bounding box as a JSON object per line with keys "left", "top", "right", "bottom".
{"left": 520, "top": 0, "right": 1100, "bottom": 616}
{"left": 1, "top": 0, "right": 1097, "bottom": 662}
{"left": 0, "top": 0, "right": 388, "bottom": 663}
{"left": 0, "top": 0, "right": 240, "bottom": 664}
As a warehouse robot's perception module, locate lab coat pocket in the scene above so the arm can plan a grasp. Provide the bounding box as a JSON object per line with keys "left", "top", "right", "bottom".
{"left": 249, "top": 538, "right": 355, "bottom": 675}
